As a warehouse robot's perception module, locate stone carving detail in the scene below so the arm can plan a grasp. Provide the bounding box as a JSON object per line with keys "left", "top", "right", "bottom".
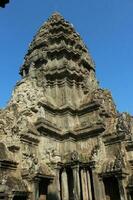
{"left": 89, "top": 144, "right": 100, "bottom": 161}
{"left": 43, "top": 148, "right": 61, "bottom": 164}
{"left": 89, "top": 138, "right": 105, "bottom": 169}
{"left": 71, "top": 151, "right": 79, "bottom": 161}
{"left": 114, "top": 152, "right": 125, "bottom": 170}
{"left": 116, "top": 113, "right": 131, "bottom": 135}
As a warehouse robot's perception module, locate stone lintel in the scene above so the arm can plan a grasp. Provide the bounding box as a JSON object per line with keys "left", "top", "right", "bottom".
{"left": 20, "top": 133, "right": 39, "bottom": 145}
{"left": 34, "top": 174, "right": 54, "bottom": 181}
{"left": 99, "top": 170, "right": 129, "bottom": 179}
{"left": 57, "top": 161, "right": 93, "bottom": 169}
{"left": 104, "top": 134, "right": 125, "bottom": 146}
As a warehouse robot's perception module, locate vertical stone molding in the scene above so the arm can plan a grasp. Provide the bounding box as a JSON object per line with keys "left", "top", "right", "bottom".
{"left": 34, "top": 180, "right": 39, "bottom": 200}
{"left": 81, "top": 169, "right": 89, "bottom": 200}
{"left": 86, "top": 170, "right": 93, "bottom": 200}
{"left": 91, "top": 169, "right": 102, "bottom": 200}
{"left": 98, "top": 177, "right": 106, "bottom": 200}
{"left": 118, "top": 178, "right": 128, "bottom": 200}
{"left": 55, "top": 166, "right": 61, "bottom": 200}
{"left": 72, "top": 165, "right": 81, "bottom": 200}
{"left": 61, "top": 169, "right": 69, "bottom": 200}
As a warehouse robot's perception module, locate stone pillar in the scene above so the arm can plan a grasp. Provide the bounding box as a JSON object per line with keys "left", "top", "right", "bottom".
{"left": 81, "top": 169, "right": 89, "bottom": 200}
{"left": 55, "top": 166, "right": 61, "bottom": 200}
{"left": 72, "top": 165, "right": 81, "bottom": 200}
{"left": 118, "top": 177, "right": 128, "bottom": 200}
{"left": 91, "top": 168, "right": 104, "bottom": 200}
{"left": 98, "top": 177, "right": 106, "bottom": 200}
{"left": 34, "top": 180, "right": 39, "bottom": 200}
{"left": 61, "top": 169, "right": 69, "bottom": 200}
{"left": 47, "top": 179, "right": 56, "bottom": 197}
{"left": 86, "top": 170, "right": 93, "bottom": 200}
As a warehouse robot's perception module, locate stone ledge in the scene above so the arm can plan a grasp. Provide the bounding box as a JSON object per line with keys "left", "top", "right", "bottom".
{"left": 36, "top": 120, "right": 105, "bottom": 141}
{"left": 0, "top": 159, "right": 18, "bottom": 170}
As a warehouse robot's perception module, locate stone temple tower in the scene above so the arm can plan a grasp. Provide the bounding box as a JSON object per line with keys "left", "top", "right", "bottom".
{"left": 0, "top": 12, "right": 133, "bottom": 200}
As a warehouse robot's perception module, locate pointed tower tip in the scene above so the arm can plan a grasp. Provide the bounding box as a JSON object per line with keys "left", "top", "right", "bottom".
{"left": 50, "top": 11, "right": 64, "bottom": 21}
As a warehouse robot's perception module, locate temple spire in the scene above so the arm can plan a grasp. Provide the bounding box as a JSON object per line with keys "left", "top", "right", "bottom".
{"left": 49, "top": 11, "right": 64, "bottom": 21}
{"left": 20, "top": 12, "right": 95, "bottom": 77}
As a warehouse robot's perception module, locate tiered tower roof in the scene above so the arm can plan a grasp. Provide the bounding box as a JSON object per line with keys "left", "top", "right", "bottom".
{"left": 20, "top": 12, "right": 95, "bottom": 77}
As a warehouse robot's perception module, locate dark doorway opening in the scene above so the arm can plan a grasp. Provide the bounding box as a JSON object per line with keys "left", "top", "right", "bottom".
{"left": 38, "top": 178, "right": 49, "bottom": 200}
{"left": 89, "top": 169, "right": 95, "bottom": 200}
{"left": 66, "top": 167, "right": 74, "bottom": 200}
{"left": 0, "top": 195, "right": 7, "bottom": 200}
{"left": 130, "top": 191, "right": 133, "bottom": 200}
{"left": 103, "top": 177, "right": 121, "bottom": 200}
{"left": 13, "top": 196, "right": 27, "bottom": 200}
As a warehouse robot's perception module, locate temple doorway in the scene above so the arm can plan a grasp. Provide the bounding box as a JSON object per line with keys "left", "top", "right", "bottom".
{"left": 13, "top": 196, "right": 27, "bottom": 200}
{"left": 0, "top": 194, "right": 8, "bottom": 200}
{"left": 38, "top": 178, "right": 49, "bottom": 200}
{"left": 103, "top": 177, "right": 121, "bottom": 200}
{"left": 129, "top": 191, "right": 133, "bottom": 200}
{"left": 66, "top": 167, "right": 74, "bottom": 200}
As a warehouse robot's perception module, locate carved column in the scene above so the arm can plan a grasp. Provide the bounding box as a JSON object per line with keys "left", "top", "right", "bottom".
{"left": 61, "top": 169, "right": 69, "bottom": 200}
{"left": 118, "top": 177, "right": 128, "bottom": 200}
{"left": 55, "top": 166, "right": 61, "bottom": 200}
{"left": 47, "top": 178, "right": 59, "bottom": 199}
{"left": 81, "top": 168, "right": 89, "bottom": 200}
{"left": 98, "top": 176, "right": 106, "bottom": 200}
{"left": 72, "top": 165, "right": 81, "bottom": 200}
{"left": 34, "top": 180, "right": 39, "bottom": 200}
{"left": 91, "top": 168, "right": 104, "bottom": 200}
{"left": 86, "top": 170, "right": 93, "bottom": 200}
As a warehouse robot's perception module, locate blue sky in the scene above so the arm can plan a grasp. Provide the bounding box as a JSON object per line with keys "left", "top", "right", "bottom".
{"left": 0, "top": 0, "right": 133, "bottom": 115}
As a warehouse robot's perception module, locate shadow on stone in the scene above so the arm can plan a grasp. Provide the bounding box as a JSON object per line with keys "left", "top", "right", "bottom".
{"left": 46, "top": 192, "right": 59, "bottom": 200}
